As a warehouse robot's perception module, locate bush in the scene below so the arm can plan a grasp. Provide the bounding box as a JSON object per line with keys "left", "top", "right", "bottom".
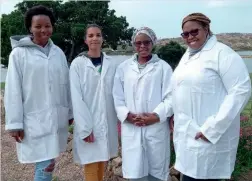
{"left": 154, "top": 41, "right": 186, "bottom": 70}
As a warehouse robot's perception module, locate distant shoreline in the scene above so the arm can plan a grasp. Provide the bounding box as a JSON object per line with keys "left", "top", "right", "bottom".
{"left": 241, "top": 55, "right": 252, "bottom": 59}
{"left": 105, "top": 50, "right": 252, "bottom": 59}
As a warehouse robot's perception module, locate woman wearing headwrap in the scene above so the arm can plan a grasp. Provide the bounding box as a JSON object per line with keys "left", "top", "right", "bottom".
{"left": 113, "top": 27, "right": 173, "bottom": 181}
{"left": 170, "top": 13, "right": 251, "bottom": 181}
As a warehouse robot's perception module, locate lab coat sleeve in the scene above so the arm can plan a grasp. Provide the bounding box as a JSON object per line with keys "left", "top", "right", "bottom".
{"left": 61, "top": 53, "right": 73, "bottom": 120}
{"left": 112, "top": 66, "right": 130, "bottom": 123}
{"left": 153, "top": 63, "right": 174, "bottom": 122}
{"left": 68, "top": 82, "right": 74, "bottom": 120}
{"left": 201, "top": 52, "right": 251, "bottom": 144}
{"left": 70, "top": 64, "right": 93, "bottom": 139}
{"left": 4, "top": 49, "right": 24, "bottom": 130}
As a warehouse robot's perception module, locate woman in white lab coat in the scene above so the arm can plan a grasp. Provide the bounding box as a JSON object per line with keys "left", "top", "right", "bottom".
{"left": 113, "top": 27, "right": 173, "bottom": 181}
{"left": 4, "top": 5, "right": 73, "bottom": 181}
{"left": 171, "top": 13, "right": 251, "bottom": 181}
{"left": 70, "top": 24, "right": 121, "bottom": 181}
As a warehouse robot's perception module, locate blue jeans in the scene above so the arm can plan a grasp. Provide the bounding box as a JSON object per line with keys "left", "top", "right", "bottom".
{"left": 34, "top": 159, "right": 55, "bottom": 181}
{"left": 182, "top": 175, "right": 220, "bottom": 181}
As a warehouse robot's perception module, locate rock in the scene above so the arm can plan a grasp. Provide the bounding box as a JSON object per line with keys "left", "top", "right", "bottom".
{"left": 117, "top": 177, "right": 128, "bottom": 181}
{"left": 168, "top": 175, "right": 172, "bottom": 181}
{"left": 171, "top": 176, "right": 179, "bottom": 181}
{"left": 170, "top": 166, "right": 180, "bottom": 176}
{"left": 113, "top": 166, "right": 123, "bottom": 177}
{"left": 107, "top": 161, "right": 113, "bottom": 171}
{"left": 66, "top": 139, "right": 72, "bottom": 152}
{"left": 67, "top": 133, "right": 73, "bottom": 142}
{"left": 112, "top": 157, "right": 122, "bottom": 167}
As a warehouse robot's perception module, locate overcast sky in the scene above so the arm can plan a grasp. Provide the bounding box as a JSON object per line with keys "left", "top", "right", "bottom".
{"left": 1, "top": 0, "right": 252, "bottom": 38}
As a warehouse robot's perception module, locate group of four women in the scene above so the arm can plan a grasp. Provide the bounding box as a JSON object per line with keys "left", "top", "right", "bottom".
{"left": 4, "top": 5, "right": 251, "bottom": 181}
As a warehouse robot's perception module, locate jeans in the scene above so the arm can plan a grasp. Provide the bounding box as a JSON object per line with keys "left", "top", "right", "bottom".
{"left": 34, "top": 159, "right": 55, "bottom": 181}
{"left": 182, "top": 175, "right": 220, "bottom": 181}
{"left": 130, "top": 174, "right": 164, "bottom": 181}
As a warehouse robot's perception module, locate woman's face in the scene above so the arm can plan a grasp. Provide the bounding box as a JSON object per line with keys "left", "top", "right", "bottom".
{"left": 85, "top": 27, "right": 103, "bottom": 50}
{"left": 182, "top": 21, "right": 209, "bottom": 50}
{"left": 30, "top": 15, "right": 53, "bottom": 45}
{"left": 134, "top": 33, "right": 153, "bottom": 58}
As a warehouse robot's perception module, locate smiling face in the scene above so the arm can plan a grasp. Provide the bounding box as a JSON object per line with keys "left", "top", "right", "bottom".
{"left": 85, "top": 27, "right": 103, "bottom": 51}
{"left": 134, "top": 33, "right": 153, "bottom": 58}
{"left": 182, "top": 21, "right": 209, "bottom": 50}
{"left": 30, "top": 15, "right": 53, "bottom": 46}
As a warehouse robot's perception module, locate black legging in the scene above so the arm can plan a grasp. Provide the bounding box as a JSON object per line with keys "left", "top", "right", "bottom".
{"left": 182, "top": 175, "right": 220, "bottom": 181}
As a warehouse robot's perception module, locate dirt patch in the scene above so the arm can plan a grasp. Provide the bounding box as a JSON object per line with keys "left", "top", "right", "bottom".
{"left": 1, "top": 124, "right": 83, "bottom": 181}
{"left": 236, "top": 170, "right": 252, "bottom": 181}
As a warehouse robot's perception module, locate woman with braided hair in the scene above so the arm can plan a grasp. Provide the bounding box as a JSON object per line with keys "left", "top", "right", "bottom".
{"left": 170, "top": 13, "right": 251, "bottom": 181}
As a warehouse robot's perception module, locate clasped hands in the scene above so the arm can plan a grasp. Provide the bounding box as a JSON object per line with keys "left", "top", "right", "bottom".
{"left": 126, "top": 112, "right": 160, "bottom": 126}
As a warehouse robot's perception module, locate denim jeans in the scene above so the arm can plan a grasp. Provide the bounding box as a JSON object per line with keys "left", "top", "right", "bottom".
{"left": 34, "top": 159, "right": 55, "bottom": 181}
{"left": 182, "top": 175, "right": 220, "bottom": 181}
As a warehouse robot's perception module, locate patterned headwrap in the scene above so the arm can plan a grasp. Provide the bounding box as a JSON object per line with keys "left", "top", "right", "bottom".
{"left": 182, "top": 13, "right": 211, "bottom": 28}
{"left": 182, "top": 13, "right": 212, "bottom": 36}
{"left": 131, "top": 27, "right": 157, "bottom": 46}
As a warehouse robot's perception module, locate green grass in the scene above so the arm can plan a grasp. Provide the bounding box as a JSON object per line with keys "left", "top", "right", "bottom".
{"left": 233, "top": 73, "right": 252, "bottom": 180}
{"left": 52, "top": 176, "right": 59, "bottom": 181}
{"left": 1, "top": 82, "right": 5, "bottom": 90}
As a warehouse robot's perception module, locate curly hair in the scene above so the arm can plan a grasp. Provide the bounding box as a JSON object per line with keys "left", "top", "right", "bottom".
{"left": 24, "top": 5, "right": 56, "bottom": 32}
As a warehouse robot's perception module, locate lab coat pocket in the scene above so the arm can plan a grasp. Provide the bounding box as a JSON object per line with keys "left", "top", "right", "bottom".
{"left": 57, "top": 106, "right": 69, "bottom": 130}
{"left": 185, "top": 120, "right": 210, "bottom": 151}
{"left": 93, "top": 126, "right": 106, "bottom": 139}
{"left": 25, "top": 108, "right": 55, "bottom": 139}
{"left": 121, "top": 122, "right": 135, "bottom": 137}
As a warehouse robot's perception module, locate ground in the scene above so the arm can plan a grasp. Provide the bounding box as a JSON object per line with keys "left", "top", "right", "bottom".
{"left": 1, "top": 124, "right": 83, "bottom": 181}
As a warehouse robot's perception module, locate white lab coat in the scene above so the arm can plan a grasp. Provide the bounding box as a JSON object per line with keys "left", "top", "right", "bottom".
{"left": 4, "top": 36, "right": 72, "bottom": 163}
{"left": 172, "top": 35, "right": 251, "bottom": 179}
{"left": 113, "top": 54, "right": 173, "bottom": 180}
{"left": 70, "top": 53, "right": 122, "bottom": 164}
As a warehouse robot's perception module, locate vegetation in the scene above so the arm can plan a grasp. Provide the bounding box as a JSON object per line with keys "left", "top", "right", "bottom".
{"left": 1, "top": 82, "right": 5, "bottom": 90}
{"left": 1, "top": 0, "right": 135, "bottom": 66}
{"left": 233, "top": 73, "right": 252, "bottom": 180}
{"left": 154, "top": 41, "right": 186, "bottom": 70}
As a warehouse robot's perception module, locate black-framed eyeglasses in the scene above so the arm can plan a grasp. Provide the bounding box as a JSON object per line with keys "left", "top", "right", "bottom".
{"left": 134, "top": 40, "right": 152, "bottom": 47}
{"left": 181, "top": 29, "right": 200, "bottom": 39}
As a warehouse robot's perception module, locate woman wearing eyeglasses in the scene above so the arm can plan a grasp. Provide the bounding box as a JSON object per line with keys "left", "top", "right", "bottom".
{"left": 113, "top": 27, "right": 173, "bottom": 181}
{"left": 170, "top": 13, "right": 251, "bottom": 181}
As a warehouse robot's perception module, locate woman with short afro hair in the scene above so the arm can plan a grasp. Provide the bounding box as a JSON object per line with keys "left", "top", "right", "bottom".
{"left": 5, "top": 5, "right": 73, "bottom": 181}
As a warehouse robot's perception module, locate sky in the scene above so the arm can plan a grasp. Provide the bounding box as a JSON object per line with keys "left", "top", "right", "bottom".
{"left": 1, "top": 0, "right": 252, "bottom": 39}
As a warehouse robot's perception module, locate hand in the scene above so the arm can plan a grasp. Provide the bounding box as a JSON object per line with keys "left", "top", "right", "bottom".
{"left": 69, "top": 118, "right": 74, "bottom": 125}
{"left": 126, "top": 112, "right": 138, "bottom": 124}
{"left": 9, "top": 130, "right": 24, "bottom": 143}
{"left": 83, "top": 132, "right": 95, "bottom": 143}
{"left": 195, "top": 132, "right": 209, "bottom": 142}
{"left": 169, "top": 115, "right": 174, "bottom": 132}
{"left": 135, "top": 113, "right": 160, "bottom": 126}
{"left": 133, "top": 114, "right": 146, "bottom": 126}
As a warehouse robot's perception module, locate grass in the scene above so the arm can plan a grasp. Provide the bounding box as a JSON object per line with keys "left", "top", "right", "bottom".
{"left": 52, "top": 176, "right": 59, "bottom": 181}
{"left": 232, "top": 73, "right": 252, "bottom": 180}
{"left": 1, "top": 82, "right": 5, "bottom": 90}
